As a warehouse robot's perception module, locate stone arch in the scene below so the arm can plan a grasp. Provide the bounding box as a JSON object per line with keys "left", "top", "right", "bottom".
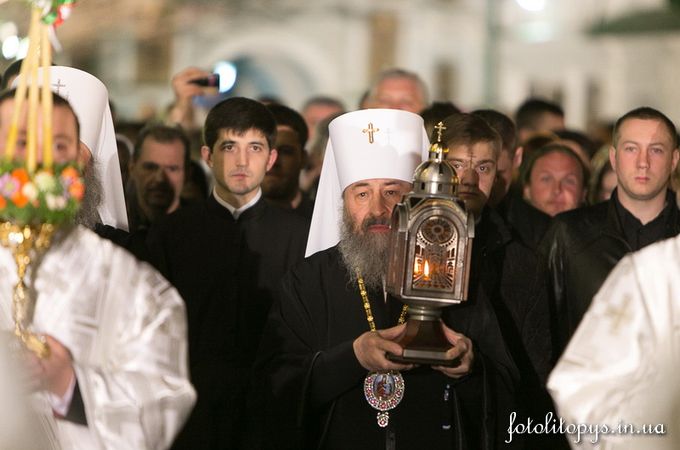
{"left": 199, "top": 27, "right": 339, "bottom": 108}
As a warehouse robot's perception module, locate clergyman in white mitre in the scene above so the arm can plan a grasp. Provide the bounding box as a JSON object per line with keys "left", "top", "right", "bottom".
{"left": 305, "top": 108, "right": 430, "bottom": 258}
{"left": 0, "top": 79, "right": 195, "bottom": 448}
{"left": 548, "top": 235, "right": 680, "bottom": 450}
{"left": 14, "top": 66, "right": 128, "bottom": 231}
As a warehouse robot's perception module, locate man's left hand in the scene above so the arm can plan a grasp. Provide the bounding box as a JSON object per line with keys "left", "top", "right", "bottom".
{"left": 432, "top": 324, "right": 474, "bottom": 379}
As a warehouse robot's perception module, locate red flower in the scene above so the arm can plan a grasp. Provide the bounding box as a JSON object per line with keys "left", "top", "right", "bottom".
{"left": 60, "top": 166, "right": 79, "bottom": 181}
{"left": 68, "top": 180, "right": 84, "bottom": 201}
{"left": 11, "top": 168, "right": 29, "bottom": 185}
{"left": 11, "top": 192, "right": 28, "bottom": 208}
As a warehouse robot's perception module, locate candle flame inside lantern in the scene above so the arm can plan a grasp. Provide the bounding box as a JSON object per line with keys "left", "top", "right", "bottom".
{"left": 423, "top": 260, "right": 431, "bottom": 280}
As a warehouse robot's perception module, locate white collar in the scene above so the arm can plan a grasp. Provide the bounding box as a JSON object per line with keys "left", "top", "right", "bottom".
{"left": 213, "top": 188, "right": 262, "bottom": 219}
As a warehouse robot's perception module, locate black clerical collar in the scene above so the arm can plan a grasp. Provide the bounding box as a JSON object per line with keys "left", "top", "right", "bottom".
{"left": 613, "top": 188, "right": 674, "bottom": 252}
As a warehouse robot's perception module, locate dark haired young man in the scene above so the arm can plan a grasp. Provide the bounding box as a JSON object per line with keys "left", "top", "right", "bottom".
{"left": 541, "top": 106, "right": 680, "bottom": 357}
{"left": 262, "top": 103, "right": 315, "bottom": 219}
{"left": 147, "top": 97, "right": 309, "bottom": 449}
{"left": 472, "top": 109, "right": 553, "bottom": 252}
{"left": 444, "top": 112, "right": 561, "bottom": 448}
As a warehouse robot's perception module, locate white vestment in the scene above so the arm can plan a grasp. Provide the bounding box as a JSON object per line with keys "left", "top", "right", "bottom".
{"left": 0, "top": 226, "right": 196, "bottom": 449}
{"left": 548, "top": 235, "right": 680, "bottom": 449}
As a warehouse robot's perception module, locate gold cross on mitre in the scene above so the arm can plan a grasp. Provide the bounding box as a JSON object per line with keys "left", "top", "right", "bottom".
{"left": 52, "top": 79, "right": 67, "bottom": 97}
{"left": 362, "top": 122, "right": 380, "bottom": 144}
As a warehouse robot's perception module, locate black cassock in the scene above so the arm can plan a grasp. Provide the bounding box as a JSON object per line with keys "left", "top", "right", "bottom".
{"left": 256, "top": 246, "right": 519, "bottom": 450}
{"left": 146, "top": 195, "right": 309, "bottom": 449}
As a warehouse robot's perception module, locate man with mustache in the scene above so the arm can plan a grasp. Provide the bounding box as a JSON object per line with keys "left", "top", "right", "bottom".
{"left": 0, "top": 88, "right": 195, "bottom": 449}
{"left": 126, "top": 124, "right": 189, "bottom": 232}
{"left": 257, "top": 109, "right": 519, "bottom": 449}
{"left": 146, "top": 97, "right": 309, "bottom": 449}
{"left": 541, "top": 107, "right": 680, "bottom": 357}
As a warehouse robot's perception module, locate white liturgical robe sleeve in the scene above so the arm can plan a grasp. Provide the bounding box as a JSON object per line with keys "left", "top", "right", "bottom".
{"left": 0, "top": 227, "right": 196, "bottom": 450}
{"left": 548, "top": 236, "right": 680, "bottom": 450}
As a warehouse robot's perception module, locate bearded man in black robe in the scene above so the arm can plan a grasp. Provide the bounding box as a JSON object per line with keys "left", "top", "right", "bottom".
{"left": 256, "top": 109, "right": 519, "bottom": 450}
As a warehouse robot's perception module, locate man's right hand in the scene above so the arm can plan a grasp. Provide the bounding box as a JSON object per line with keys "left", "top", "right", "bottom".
{"left": 171, "top": 67, "right": 214, "bottom": 104}
{"left": 353, "top": 323, "right": 414, "bottom": 372}
{"left": 167, "top": 67, "right": 214, "bottom": 129}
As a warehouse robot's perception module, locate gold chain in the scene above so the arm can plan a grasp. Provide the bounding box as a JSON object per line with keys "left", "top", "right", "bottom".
{"left": 357, "top": 275, "right": 408, "bottom": 332}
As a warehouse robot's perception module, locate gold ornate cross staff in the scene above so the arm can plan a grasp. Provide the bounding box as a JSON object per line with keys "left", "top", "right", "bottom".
{"left": 1, "top": 2, "right": 70, "bottom": 359}
{"left": 434, "top": 121, "right": 446, "bottom": 143}
{"left": 363, "top": 122, "right": 380, "bottom": 144}
{"left": 429, "top": 121, "right": 449, "bottom": 159}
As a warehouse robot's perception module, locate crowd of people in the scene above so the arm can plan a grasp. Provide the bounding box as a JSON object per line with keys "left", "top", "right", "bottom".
{"left": 1, "top": 60, "right": 679, "bottom": 449}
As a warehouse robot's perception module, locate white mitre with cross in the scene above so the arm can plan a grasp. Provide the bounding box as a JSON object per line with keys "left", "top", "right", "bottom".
{"left": 14, "top": 66, "right": 128, "bottom": 231}
{"left": 305, "top": 108, "right": 430, "bottom": 257}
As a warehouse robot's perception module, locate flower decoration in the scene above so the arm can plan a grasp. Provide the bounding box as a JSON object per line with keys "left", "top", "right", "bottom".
{"left": 32, "top": 0, "right": 77, "bottom": 28}
{"left": 0, "top": 1, "right": 79, "bottom": 360}
{"left": 0, "top": 161, "right": 83, "bottom": 226}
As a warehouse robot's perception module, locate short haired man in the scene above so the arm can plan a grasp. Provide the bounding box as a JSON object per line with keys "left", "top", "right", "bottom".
{"left": 472, "top": 109, "right": 552, "bottom": 251}
{"left": 521, "top": 143, "right": 588, "bottom": 217}
{"left": 443, "top": 113, "right": 502, "bottom": 219}
{"left": 146, "top": 97, "right": 309, "bottom": 449}
{"left": 258, "top": 109, "right": 518, "bottom": 449}
{"left": 127, "top": 124, "right": 190, "bottom": 231}
{"left": 366, "top": 68, "right": 429, "bottom": 114}
{"left": 541, "top": 106, "right": 680, "bottom": 356}
{"left": 301, "top": 95, "right": 345, "bottom": 142}
{"left": 0, "top": 89, "right": 195, "bottom": 448}
{"left": 472, "top": 109, "right": 518, "bottom": 207}
{"left": 515, "top": 98, "right": 565, "bottom": 146}
{"left": 262, "top": 103, "right": 314, "bottom": 219}
{"left": 443, "top": 113, "right": 557, "bottom": 447}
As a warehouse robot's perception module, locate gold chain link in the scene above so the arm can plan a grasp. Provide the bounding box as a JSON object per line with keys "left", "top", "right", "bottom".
{"left": 357, "top": 274, "right": 408, "bottom": 332}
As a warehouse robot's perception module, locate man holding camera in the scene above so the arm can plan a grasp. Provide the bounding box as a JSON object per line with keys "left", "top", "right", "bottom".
{"left": 166, "top": 67, "right": 215, "bottom": 130}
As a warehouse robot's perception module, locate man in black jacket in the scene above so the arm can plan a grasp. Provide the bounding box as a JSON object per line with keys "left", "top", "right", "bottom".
{"left": 473, "top": 108, "right": 552, "bottom": 251}
{"left": 542, "top": 106, "right": 680, "bottom": 357}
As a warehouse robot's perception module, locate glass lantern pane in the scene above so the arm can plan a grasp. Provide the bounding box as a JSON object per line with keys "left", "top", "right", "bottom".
{"left": 411, "top": 216, "right": 457, "bottom": 291}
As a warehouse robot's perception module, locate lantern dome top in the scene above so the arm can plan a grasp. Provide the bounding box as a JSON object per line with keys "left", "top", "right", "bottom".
{"left": 412, "top": 121, "right": 458, "bottom": 196}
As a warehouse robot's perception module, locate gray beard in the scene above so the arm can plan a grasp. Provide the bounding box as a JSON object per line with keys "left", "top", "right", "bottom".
{"left": 75, "top": 158, "right": 103, "bottom": 229}
{"left": 338, "top": 207, "right": 390, "bottom": 291}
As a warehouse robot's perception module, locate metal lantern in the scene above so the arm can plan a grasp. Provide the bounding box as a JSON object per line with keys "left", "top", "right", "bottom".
{"left": 386, "top": 123, "right": 475, "bottom": 365}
